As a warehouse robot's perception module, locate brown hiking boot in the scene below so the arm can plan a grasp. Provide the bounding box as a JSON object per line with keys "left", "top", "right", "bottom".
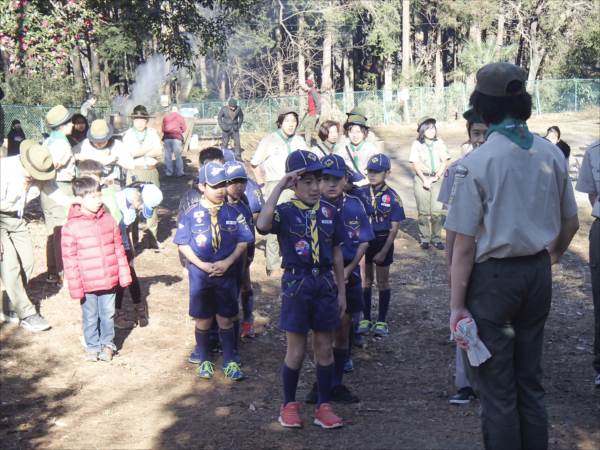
{"left": 135, "top": 303, "right": 149, "bottom": 327}
{"left": 114, "top": 309, "right": 134, "bottom": 329}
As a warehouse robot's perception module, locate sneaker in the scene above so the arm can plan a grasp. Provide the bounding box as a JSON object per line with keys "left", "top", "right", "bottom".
{"left": 305, "top": 382, "right": 318, "bottom": 404}
{"left": 0, "top": 311, "right": 19, "bottom": 324}
{"left": 84, "top": 351, "right": 98, "bottom": 362}
{"left": 241, "top": 321, "right": 255, "bottom": 338}
{"left": 98, "top": 347, "right": 114, "bottom": 362}
{"left": 114, "top": 309, "right": 135, "bottom": 329}
{"left": 357, "top": 319, "right": 372, "bottom": 335}
{"left": 197, "top": 361, "right": 215, "bottom": 379}
{"left": 343, "top": 356, "right": 354, "bottom": 373}
{"left": 313, "top": 403, "right": 343, "bottom": 429}
{"left": 595, "top": 373, "right": 600, "bottom": 388}
{"left": 331, "top": 384, "right": 360, "bottom": 404}
{"left": 188, "top": 349, "right": 202, "bottom": 364}
{"left": 223, "top": 361, "right": 244, "bottom": 381}
{"left": 19, "top": 314, "right": 50, "bottom": 332}
{"left": 420, "top": 242, "right": 430, "bottom": 250}
{"left": 449, "top": 387, "right": 477, "bottom": 405}
{"left": 279, "top": 402, "right": 303, "bottom": 428}
{"left": 434, "top": 242, "right": 445, "bottom": 250}
{"left": 135, "top": 303, "right": 149, "bottom": 327}
{"left": 372, "top": 321, "right": 389, "bottom": 337}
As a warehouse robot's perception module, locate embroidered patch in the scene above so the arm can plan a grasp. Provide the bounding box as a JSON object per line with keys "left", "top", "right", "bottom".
{"left": 321, "top": 206, "right": 332, "bottom": 218}
{"left": 226, "top": 220, "right": 237, "bottom": 225}
{"left": 193, "top": 211, "right": 205, "bottom": 218}
{"left": 321, "top": 219, "right": 333, "bottom": 224}
{"left": 295, "top": 239, "right": 310, "bottom": 257}
{"left": 324, "top": 158, "right": 334, "bottom": 167}
{"left": 195, "top": 234, "right": 208, "bottom": 247}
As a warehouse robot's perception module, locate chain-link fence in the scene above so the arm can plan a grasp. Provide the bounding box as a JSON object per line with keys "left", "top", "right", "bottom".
{"left": 2, "top": 79, "right": 598, "bottom": 140}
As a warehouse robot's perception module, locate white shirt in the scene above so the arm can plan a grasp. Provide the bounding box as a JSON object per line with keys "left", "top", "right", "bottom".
{"left": 122, "top": 127, "right": 162, "bottom": 168}
{"left": 334, "top": 139, "right": 379, "bottom": 186}
{"left": 0, "top": 156, "right": 70, "bottom": 213}
{"left": 79, "top": 139, "right": 134, "bottom": 181}
{"left": 44, "top": 131, "right": 75, "bottom": 182}
{"left": 251, "top": 131, "right": 308, "bottom": 182}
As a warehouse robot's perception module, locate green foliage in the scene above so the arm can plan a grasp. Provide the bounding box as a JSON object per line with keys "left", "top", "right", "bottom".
{"left": 95, "top": 25, "right": 137, "bottom": 65}
{"left": 3, "top": 73, "right": 86, "bottom": 105}
{"left": 560, "top": 20, "right": 600, "bottom": 79}
{"left": 451, "top": 39, "right": 516, "bottom": 83}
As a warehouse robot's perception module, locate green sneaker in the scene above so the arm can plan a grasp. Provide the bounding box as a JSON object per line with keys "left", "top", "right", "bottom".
{"left": 373, "top": 321, "right": 389, "bottom": 337}
{"left": 223, "top": 361, "right": 245, "bottom": 381}
{"left": 197, "top": 361, "right": 215, "bottom": 379}
{"left": 357, "top": 319, "right": 372, "bottom": 335}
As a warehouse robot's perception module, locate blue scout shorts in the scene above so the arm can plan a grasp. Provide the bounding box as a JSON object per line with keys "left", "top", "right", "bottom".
{"left": 365, "top": 233, "right": 394, "bottom": 267}
{"left": 188, "top": 264, "right": 239, "bottom": 319}
{"left": 345, "top": 270, "right": 363, "bottom": 315}
{"left": 279, "top": 269, "right": 340, "bottom": 334}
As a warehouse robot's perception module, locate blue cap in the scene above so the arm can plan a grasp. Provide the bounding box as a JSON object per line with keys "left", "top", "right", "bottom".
{"left": 223, "top": 161, "right": 248, "bottom": 181}
{"left": 285, "top": 150, "right": 324, "bottom": 174}
{"left": 366, "top": 153, "right": 391, "bottom": 172}
{"left": 222, "top": 148, "right": 236, "bottom": 163}
{"left": 346, "top": 168, "right": 365, "bottom": 183}
{"left": 320, "top": 154, "right": 347, "bottom": 178}
{"left": 198, "top": 162, "right": 227, "bottom": 186}
{"left": 140, "top": 183, "right": 163, "bottom": 219}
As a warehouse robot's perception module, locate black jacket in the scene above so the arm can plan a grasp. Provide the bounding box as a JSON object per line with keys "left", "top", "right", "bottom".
{"left": 218, "top": 105, "right": 244, "bottom": 132}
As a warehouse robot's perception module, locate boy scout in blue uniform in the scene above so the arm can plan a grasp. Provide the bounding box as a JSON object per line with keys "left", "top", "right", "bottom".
{"left": 575, "top": 140, "right": 600, "bottom": 387}
{"left": 446, "top": 63, "right": 579, "bottom": 450}
{"left": 305, "top": 154, "right": 374, "bottom": 405}
{"left": 256, "top": 150, "right": 347, "bottom": 429}
{"left": 224, "top": 160, "right": 264, "bottom": 338}
{"left": 357, "top": 154, "right": 405, "bottom": 337}
{"left": 175, "top": 162, "right": 254, "bottom": 381}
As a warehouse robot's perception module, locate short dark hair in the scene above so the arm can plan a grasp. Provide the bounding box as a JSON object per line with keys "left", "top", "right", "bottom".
{"left": 72, "top": 176, "right": 101, "bottom": 197}
{"left": 318, "top": 120, "right": 340, "bottom": 142}
{"left": 470, "top": 81, "right": 532, "bottom": 124}
{"left": 199, "top": 147, "right": 224, "bottom": 165}
{"left": 77, "top": 159, "right": 104, "bottom": 178}
{"left": 343, "top": 123, "right": 368, "bottom": 138}
{"left": 276, "top": 112, "right": 298, "bottom": 128}
{"left": 417, "top": 121, "right": 437, "bottom": 143}
{"left": 71, "top": 113, "right": 88, "bottom": 126}
{"left": 545, "top": 126, "right": 561, "bottom": 139}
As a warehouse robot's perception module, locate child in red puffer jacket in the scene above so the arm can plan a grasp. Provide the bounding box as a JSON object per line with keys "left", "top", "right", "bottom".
{"left": 61, "top": 177, "right": 131, "bottom": 362}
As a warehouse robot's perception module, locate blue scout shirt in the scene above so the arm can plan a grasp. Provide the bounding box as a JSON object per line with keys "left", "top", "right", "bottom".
{"left": 347, "top": 185, "right": 374, "bottom": 216}
{"left": 266, "top": 199, "right": 345, "bottom": 270}
{"left": 245, "top": 178, "right": 264, "bottom": 214}
{"left": 328, "top": 194, "right": 375, "bottom": 265}
{"left": 229, "top": 195, "right": 255, "bottom": 235}
{"left": 174, "top": 198, "right": 254, "bottom": 267}
{"left": 359, "top": 184, "right": 405, "bottom": 234}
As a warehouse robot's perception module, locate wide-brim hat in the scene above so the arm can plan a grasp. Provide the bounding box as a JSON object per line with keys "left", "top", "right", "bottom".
{"left": 276, "top": 105, "right": 298, "bottom": 119}
{"left": 130, "top": 105, "right": 153, "bottom": 119}
{"left": 228, "top": 98, "right": 238, "bottom": 107}
{"left": 87, "top": 119, "right": 114, "bottom": 143}
{"left": 417, "top": 116, "right": 436, "bottom": 131}
{"left": 19, "top": 139, "right": 56, "bottom": 181}
{"left": 345, "top": 105, "right": 367, "bottom": 121}
{"left": 344, "top": 114, "right": 369, "bottom": 130}
{"left": 46, "top": 105, "right": 73, "bottom": 128}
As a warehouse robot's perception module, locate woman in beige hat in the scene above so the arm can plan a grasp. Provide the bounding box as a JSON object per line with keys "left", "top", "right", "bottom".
{"left": 122, "top": 105, "right": 162, "bottom": 248}
{"left": 1, "top": 140, "right": 71, "bottom": 332}
{"left": 335, "top": 114, "right": 379, "bottom": 186}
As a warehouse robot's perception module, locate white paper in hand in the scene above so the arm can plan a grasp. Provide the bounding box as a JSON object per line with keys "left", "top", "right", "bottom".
{"left": 454, "top": 318, "right": 491, "bottom": 367}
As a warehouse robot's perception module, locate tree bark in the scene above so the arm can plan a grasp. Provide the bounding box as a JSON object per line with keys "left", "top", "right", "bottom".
{"left": 297, "top": 12, "right": 306, "bottom": 86}
{"left": 89, "top": 43, "right": 101, "bottom": 95}
{"left": 434, "top": 27, "right": 444, "bottom": 97}
{"left": 383, "top": 57, "right": 393, "bottom": 102}
{"left": 527, "top": 17, "right": 545, "bottom": 83}
{"left": 495, "top": 13, "right": 505, "bottom": 54}
{"left": 343, "top": 36, "right": 354, "bottom": 112}
{"left": 321, "top": 19, "right": 333, "bottom": 93}
{"left": 469, "top": 22, "right": 482, "bottom": 46}
{"left": 70, "top": 47, "right": 83, "bottom": 90}
{"left": 198, "top": 54, "right": 208, "bottom": 92}
{"left": 401, "top": 0, "right": 411, "bottom": 82}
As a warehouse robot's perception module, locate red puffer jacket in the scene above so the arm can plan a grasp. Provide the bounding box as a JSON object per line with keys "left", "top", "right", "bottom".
{"left": 61, "top": 204, "right": 132, "bottom": 300}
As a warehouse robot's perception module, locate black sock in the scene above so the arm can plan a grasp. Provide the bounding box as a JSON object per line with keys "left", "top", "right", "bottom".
{"left": 316, "top": 364, "right": 335, "bottom": 406}
{"left": 281, "top": 364, "right": 300, "bottom": 405}
{"left": 332, "top": 348, "right": 348, "bottom": 388}
{"left": 362, "top": 288, "right": 372, "bottom": 321}
{"left": 378, "top": 289, "right": 391, "bottom": 322}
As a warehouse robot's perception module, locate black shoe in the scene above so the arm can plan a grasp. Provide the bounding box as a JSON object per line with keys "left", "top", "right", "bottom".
{"left": 420, "top": 242, "right": 430, "bottom": 250}
{"left": 305, "top": 382, "right": 318, "bottom": 404}
{"left": 449, "top": 387, "right": 477, "bottom": 405}
{"left": 434, "top": 242, "right": 445, "bottom": 250}
{"left": 331, "top": 384, "right": 360, "bottom": 404}
{"left": 145, "top": 234, "right": 160, "bottom": 250}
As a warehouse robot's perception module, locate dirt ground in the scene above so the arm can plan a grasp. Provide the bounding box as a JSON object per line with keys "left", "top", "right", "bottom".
{"left": 1, "top": 111, "right": 599, "bottom": 450}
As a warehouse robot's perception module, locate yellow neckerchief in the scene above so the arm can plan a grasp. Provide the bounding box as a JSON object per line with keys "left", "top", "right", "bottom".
{"left": 276, "top": 129, "right": 294, "bottom": 154}
{"left": 369, "top": 183, "right": 388, "bottom": 223}
{"left": 291, "top": 197, "right": 320, "bottom": 265}
{"left": 201, "top": 197, "right": 223, "bottom": 251}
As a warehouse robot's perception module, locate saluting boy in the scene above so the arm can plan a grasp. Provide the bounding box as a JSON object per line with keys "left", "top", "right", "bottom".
{"left": 358, "top": 154, "right": 405, "bottom": 337}
{"left": 256, "top": 150, "right": 347, "bottom": 429}
{"left": 304, "top": 154, "right": 374, "bottom": 404}
{"left": 223, "top": 160, "right": 263, "bottom": 338}
{"left": 174, "top": 162, "right": 254, "bottom": 381}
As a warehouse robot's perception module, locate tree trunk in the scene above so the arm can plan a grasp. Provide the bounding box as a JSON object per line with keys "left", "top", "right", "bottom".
{"left": 198, "top": 54, "right": 208, "bottom": 92}
{"left": 469, "top": 22, "right": 481, "bottom": 46}
{"left": 70, "top": 47, "right": 83, "bottom": 89}
{"left": 401, "top": 0, "right": 411, "bottom": 82}
{"left": 298, "top": 12, "right": 306, "bottom": 86}
{"left": 321, "top": 20, "right": 333, "bottom": 93}
{"left": 527, "top": 18, "right": 545, "bottom": 83}
{"left": 495, "top": 13, "right": 505, "bottom": 53}
{"left": 434, "top": 27, "right": 444, "bottom": 97}
{"left": 342, "top": 40, "right": 354, "bottom": 112}
{"left": 89, "top": 43, "right": 101, "bottom": 95}
{"left": 219, "top": 71, "right": 227, "bottom": 101}
{"left": 383, "top": 57, "right": 393, "bottom": 102}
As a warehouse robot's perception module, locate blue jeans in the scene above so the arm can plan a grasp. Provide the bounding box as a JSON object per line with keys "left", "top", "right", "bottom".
{"left": 163, "top": 139, "right": 184, "bottom": 176}
{"left": 81, "top": 289, "right": 116, "bottom": 352}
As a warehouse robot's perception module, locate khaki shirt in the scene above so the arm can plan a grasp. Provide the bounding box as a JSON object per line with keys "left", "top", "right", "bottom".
{"left": 334, "top": 140, "right": 379, "bottom": 186}
{"left": 445, "top": 133, "right": 578, "bottom": 263}
{"left": 575, "top": 140, "right": 600, "bottom": 218}
{"left": 409, "top": 139, "right": 449, "bottom": 174}
{"left": 250, "top": 132, "right": 307, "bottom": 182}
{"left": 122, "top": 127, "right": 162, "bottom": 168}
{"left": 44, "top": 131, "right": 75, "bottom": 182}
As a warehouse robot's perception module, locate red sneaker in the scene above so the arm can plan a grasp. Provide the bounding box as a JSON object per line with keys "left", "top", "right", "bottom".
{"left": 314, "top": 403, "right": 343, "bottom": 429}
{"left": 278, "top": 402, "right": 303, "bottom": 428}
{"left": 241, "top": 321, "right": 255, "bottom": 338}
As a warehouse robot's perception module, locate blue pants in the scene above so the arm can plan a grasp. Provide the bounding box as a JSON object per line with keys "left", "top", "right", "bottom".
{"left": 81, "top": 289, "right": 116, "bottom": 352}
{"left": 164, "top": 138, "right": 184, "bottom": 177}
